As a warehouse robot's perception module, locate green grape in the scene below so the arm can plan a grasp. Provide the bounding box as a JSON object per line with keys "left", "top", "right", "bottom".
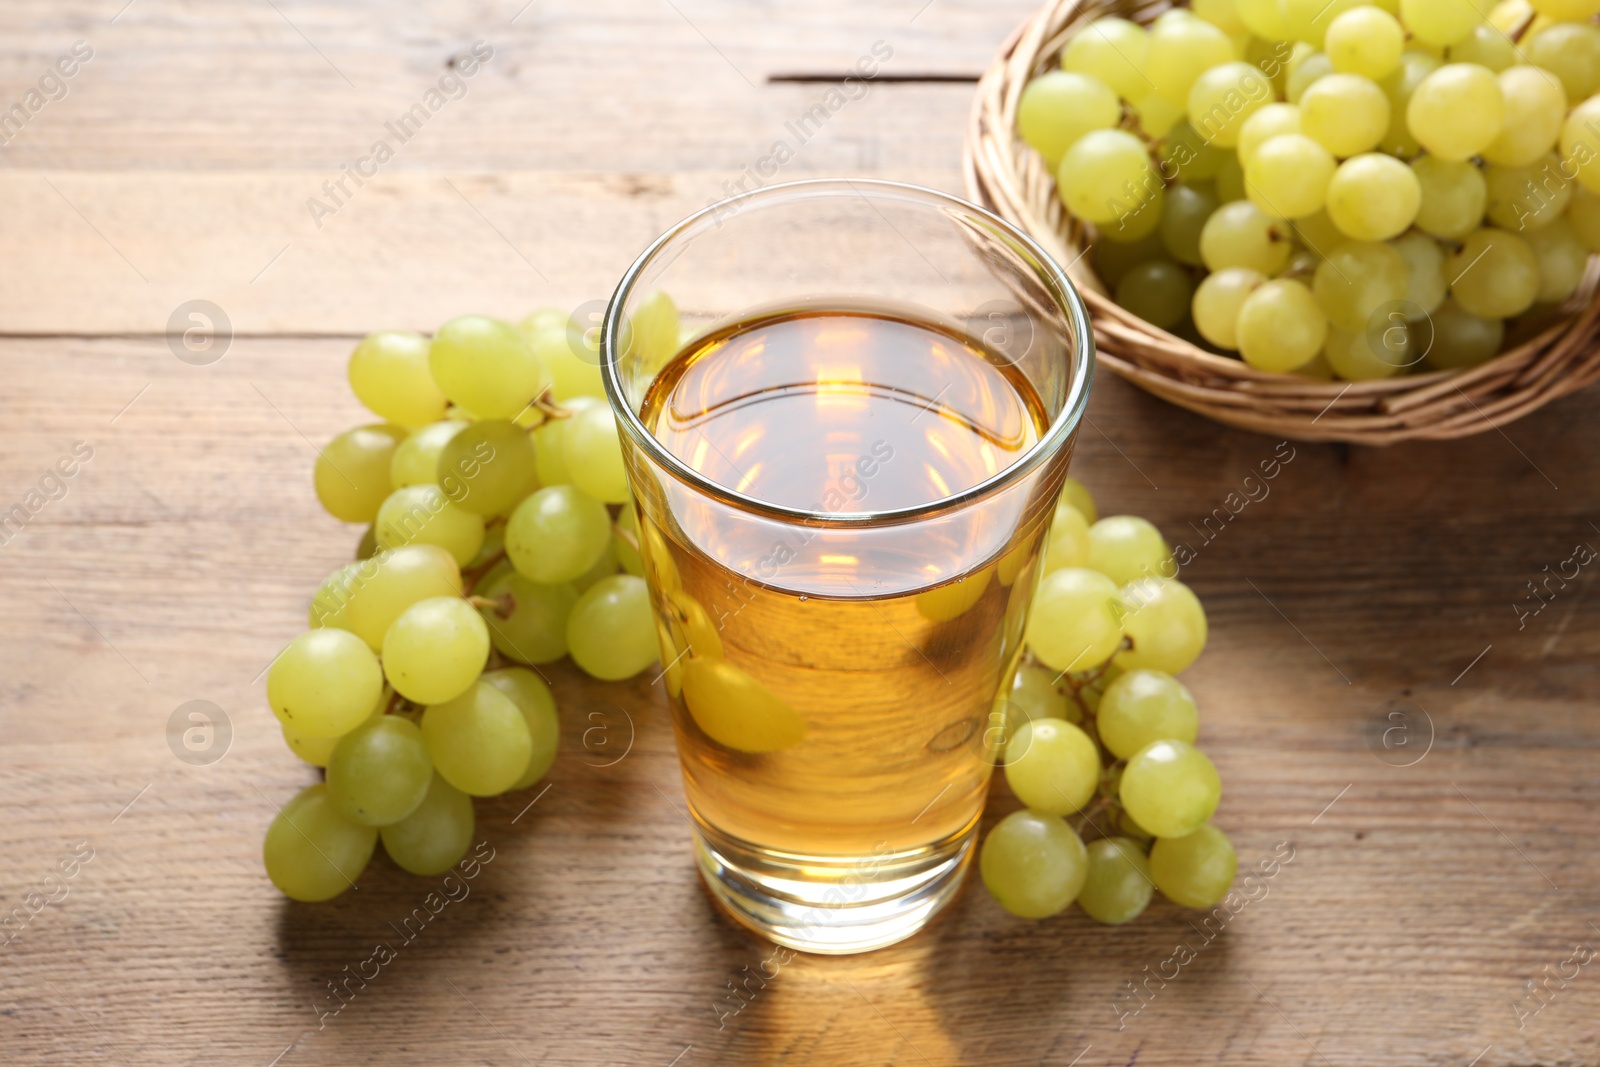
{"left": 682, "top": 657, "right": 805, "bottom": 752}
{"left": 268, "top": 628, "right": 384, "bottom": 738}
{"left": 1114, "top": 260, "right": 1194, "bottom": 330}
{"left": 356, "top": 524, "right": 378, "bottom": 560}
{"left": 283, "top": 686, "right": 385, "bottom": 766}
{"left": 1245, "top": 134, "right": 1336, "bottom": 219}
{"left": 916, "top": 568, "right": 992, "bottom": 623}
{"left": 1193, "top": 0, "right": 1248, "bottom": 36}
{"left": 1409, "top": 63, "right": 1505, "bottom": 161}
{"left": 348, "top": 331, "right": 449, "bottom": 429}
{"left": 1379, "top": 51, "right": 1442, "bottom": 156}
{"left": 1120, "top": 739, "right": 1222, "bottom": 839}
{"left": 263, "top": 783, "right": 376, "bottom": 902}
{"left": 1423, "top": 298, "right": 1506, "bottom": 368}
{"left": 1008, "top": 664, "right": 1071, "bottom": 724}
{"left": 1411, "top": 155, "right": 1488, "bottom": 238}
{"left": 1215, "top": 150, "right": 1247, "bottom": 203}
{"left": 979, "top": 810, "right": 1088, "bottom": 919}
{"left": 1057, "top": 130, "right": 1159, "bottom": 226}
{"left": 1285, "top": 50, "right": 1334, "bottom": 104}
{"left": 1161, "top": 124, "right": 1228, "bottom": 183}
{"left": 1524, "top": 219, "right": 1589, "bottom": 303}
{"left": 572, "top": 537, "right": 621, "bottom": 593}
{"left": 1282, "top": 0, "right": 1362, "bottom": 44}
{"left": 1149, "top": 823, "right": 1237, "bottom": 908}
{"left": 1324, "top": 325, "right": 1408, "bottom": 379}
{"left": 1237, "top": 278, "right": 1329, "bottom": 370}
{"left": 436, "top": 419, "right": 538, "bottom": 517}
{"left": 1392, "top": 231, "right": 1448, "bottom": 316}
{"left": 1099, "top": 183, "right": 1164, "bottom": 243}
{"left": 1561, "top": 95, "right": 1600, "bottom": 194}
{"left": 1062, "top": 17, "right": 1151, "bottom": 102}
{"left": 1088, "top": 515, "right": 1173, "bottom": 585}
{"left": 381, "top": 595, "right": 490, "bottom": 704}
{"left": 1018, "top": 71, "right": 1122, "bottom": 169}
{"left": 1525, "top": 22, "right": 1600, "bottom": 102}
{"left": 1569, "top": 186, "right": 1600, "bottom": 250}
{"left": 1192, "top": 267, "right": 1266, "bottom": 349}
{"left": 326, "top": 715, "right": 433, "bottom": 827}
{"left": 630, "top": 289, "right": 683, "bottom": 376}
{"left": 1447, "top": 228, "right": 1540, "bottom": 318}
{"left": 562, "top": 404, "right": 632, "bottom": 504}
{"left": 1025, "top": 567, "right": 1125, "bottom": 672}
{"left": 1092, "top": 233, "right": 1164, "bottom": 289}
{"left": 478, "top": 569, "right": 577, "bottom": 664}
{"left": 1237, "top": 0, "right": 1289, "bottom": 39}
{"left": 1246, "top": 37, "right": 1294, "bottom": 97}
{"left": 505, "top": 485, "right": 611, "bottom": 583}
{"left": 310, "top": 561, "right": 364, "bottom": 632}
{"left": 1292, "top": 210, "right": 1347, "bottom": 258}
{"left": 1147, "top": 15, "right": 1236, "bottom": 106}
{"left": 1326, "top": 7, "right": 1404, "bottom": 80}
{"left": 1098, "top": 669, "right": 1200, "bottom": 759}
{"left": 1059, "top": 477, "right": 1098, "bottom": 524}
{"left": 1133, "top": 93, "right": 1186, "bottom": 139}
{"left": 1484, "top": 67, "right": 1567, "bottom": 168}
{"left": 380, "top": 773, "right": 475, "bottom": 876}
{"left": 343, "top": 544, "right": 463, "bottom": 649}
{"left": 1484, "top": 155, "right": 1572, "bottom": 230}
{"left": 1077, "top": 838, "right": 1156, "bottom": 924}
{"left": 1043, "top": 498, "right": 1092, "bottom": 575}
{"left": 1004, "top": 718, "right": 1100, "bottom": 813}
{"left": 429, "top": 315, "right": 551, "bottom": 420}
{"left": 1299, "top": 73, "right": 1390, "bottom": 157}
{"left": 374, "top": 484, "right": 485, "bottom": 567}
{"left": 1187, "top": 62, "right": 1277, "bottom": 148}
{"left": 482, "top": 668, "right": 561, "bottom": 790}
{"left": 1159, "top": 184, "right": 1220, "bottom": 266}
{"left": 1200, "top": 200, "right": 1294, "bottom": 273}
{"left": 314, "top": 424, "right": 405, "bottom": 524}
{"left": 1236, "top": 103, "right": 1302, "bottom": 166}
{"left": 1313, "top": 241, "right": 1408, "bottom": 331}
{"left": 1325, "top": 153, "right": 1421, "bottom": 240}
{"left": 532, "top": 395, "right": 603, "bottom": 487}
{"left": 1447, "top": 23, "right": 1518, "bottom": 72}
{"left": 1118, "top": 576, "right": 1209, "bottom": 674}
{"left": 522, "top": 315, "right": 604, "bottom": 401}
{"left": 388, "top": 418, "right": 469, "bottom": 488}
{"left": 1401, "top": 0, "right": 1489, "bottom": 46}
{"left": 421, "top": 679, "right": 533, "bottom": 796}
{"left": 615, "top": 506, "right": 645, "bottom": 577}
{"left": 1534, "top": 0, "right": 1600, "bottom": 16}
{"left": 566, "top": 574, "right": 657, "bottom": 680}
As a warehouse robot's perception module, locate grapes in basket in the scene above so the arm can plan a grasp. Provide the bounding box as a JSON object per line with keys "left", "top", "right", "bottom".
{"left": 1017, "top": 0, "right": 1600, "bottom": 380}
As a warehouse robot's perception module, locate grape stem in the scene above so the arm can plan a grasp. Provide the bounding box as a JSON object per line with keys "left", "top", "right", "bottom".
{"left": 467, "top": 593, "right": 515, "bottom": 618}
{"left": 532, "top": 394, "right": 573, "bottom": 421}
{"left": 460, "top": 548, "right": 507, "bottom": 588}
{"left": 1508, "top": 7, "right": 1535, "bottom": 41}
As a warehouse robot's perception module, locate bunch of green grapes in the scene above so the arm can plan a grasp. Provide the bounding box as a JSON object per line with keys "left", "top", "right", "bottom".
{"left": 264, "top": 297, "right": 683, "bottom": 902}
{"left": 1020, "top": 0, "right": 1600, "bottom": 381}
{"left": 980, "top": 478, "right": 1237, "bottom": 923}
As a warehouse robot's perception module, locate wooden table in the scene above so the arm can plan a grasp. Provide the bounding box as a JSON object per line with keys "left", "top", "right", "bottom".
{"left": 3, "top": 2, "right": 1598, "bottom": 1064}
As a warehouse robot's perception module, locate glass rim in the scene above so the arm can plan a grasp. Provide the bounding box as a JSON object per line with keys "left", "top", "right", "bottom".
{"left": 599, "top": 177, "right": 1096, "bottom": 528}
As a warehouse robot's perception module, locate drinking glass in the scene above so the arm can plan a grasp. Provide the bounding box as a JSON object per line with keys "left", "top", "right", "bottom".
{"left": 600, "top": 179, "right": 1093, "bottom": 954}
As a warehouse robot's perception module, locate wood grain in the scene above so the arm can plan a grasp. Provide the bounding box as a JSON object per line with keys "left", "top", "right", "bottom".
{"left": 2, "top": 2, "right": 1599, "bottom": 1066}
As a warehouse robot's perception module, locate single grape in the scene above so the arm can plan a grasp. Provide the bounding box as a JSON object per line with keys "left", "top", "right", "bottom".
{"left": 1392, "top": 232, "right": 1448, "bottom": 317}
{"left": 1286, "top": 50, "right": 1334, "bottom": 104}
{"left": 1149, "top": 823, "right": 1237, "bottom": 907}
{"left": 1237, "top": 278, "right": 1328, "bottom": 371}
{"left": 482, "top": 667, "right": 562, "bottom": 790}
{"left": 1379, "top": 50, "right": 1442, "bottom": 156}
{"left": 980, "top": 810, "right": 1088, "bottom": 919}
{"left": 1088, "top": 515, "right": 1173, "bottom": 586}
{"left": 1484, "top": 67, "right": 1568, "bottom": 171}
{"left": 1532, "top": 0, "right": 1600, "bottom": 17}
{"left": 916, "top": 568, "right": 994, "bottom": 623}
{"left": 1409, "top": 63, "right": 1505, "bottom": 161}
{"left": 263, "top": 783, "right": 376, "bottom": 902}
{"left": 1236, "top": 102, "right": 1302, "bottom": 166}
{"left": 1004, "top": 718, "right": 1100, "bottom": 813}
{"left": 566, "top": 574, "right": 657, "bottom": 680}
{"left": 326, "top": 715, "right": 433, "bottom": 827}
{"left": 374, "top": 484, "right": 485, "bottom": 567}
{"left": 1117, "top": 576, "right": 1209, "bottom": 674}
{"left": 1423, "top": 299, "right": 1506, "bottom": 368}
{"left": 1062, "top": 17, "right": 1150, "bottom": 101}
{"left": 1325, "top": 7, "right": 1403, "bottom": 79}
{"left": 1447, "top": 228, "right": 1540, "bottom": 318}
{"left": 1237, "top": 0, "right": 1290, "bottom": 38}
{"left": 1147, "top": 15, "right": 1236, "bottom": 106}
{"left": 1057, "top": 130, "right": 1159, "bottom": 226}
{"left": 1018, "top": 71, "right": 1122, "bottom": 169}
{"left": 388, "top": 418, "right": 469, "bottom": 488}
{"left": 1200, "top": 200, "right": 1294, "bottom": 273}
{"left": 1411, "top": 155, "right": 1488, "bottom": 238}
{"left": 1282, "top": 0, "right": 1364, "bottom": 44}
{"left": 1077, "top": 838, "right": 1156, "bottom": 924}
{"left": 629, "top": 289, "right": 684, "bottom": 376}
{"left": 1133, "top": 92, "right": 1186, "bottom": 139}
{"left": 1193, "top": 0, "right": 1248, "bottom": 36}
{"left": 476, "top": 568, "right": 577, "bottom": 665}
{"left": 1161, "top": 123, "right": 1228, "bottom": 183}
{"left": 505, "top": 484, "right": 612, "bottom": 583}
{"left": 421, "top": 679, "right": 533, "bottom": 796}
{"left": 310, "top": 561, "right": 364, "bottom": 633}
{"left": 1099, "top": 182, "right": 1165, "bottom": 244}
{"left": 1043, "top": 498, "right": 1092, "bottom": 575}
{"left": 1401, "top": 0, "right": 1490, "bottom": 47}
{"left": 1324, "top": 325, "right": 1410, "bottom": 379}
{"left": 1299, "top": 74, "right": 1390, "bottom": 158}
{"left": 614, "top": 506, "right": 645, "bottom": 577}
{"left": 348, "top": 331, "right": 448, "bottom": 429}
{"left": 1569, "top": 186, "right": 1600, "bottom": 251}
{"left": 1120, "top": 739, "right": 1222, "bottom": 839}
{"left": 1098, "top": 669, "right": 1200, "bottom": 759}
{"left": 1524, "top": 219, "right": 1589, "bottom": 303}
{"left": 1159, "top": 184, "right": 1220, "bottom": 266}
{"left": 436, "top": 419, "right": 537, "bottom": 517}
{"left": 380, "top": 773, "right": 475, "bottom": 876}
{"left": 342, "top": 544, "right": 463, "bottom": 649}
{"left": 381, "top": 595, "right": 490, "bottom": 705}
{"left": 1192, "top": 267, "right": 1267, "bottom": 349}
{"left": 1114, "top": 260, "right": 1194, "bottom": 330}
{"left": 1525, "top": 22, "right": 1600, "bottom": 102}
{"left": 314, "top": 425, "right": 405, "bottom": 524}
{"left": 1245, "top": 134, "right": 1336, "bottom": 219}
{"left": 268, "top": 629, "right": 384, "bottom": 738}
{"left": 429, "top": 315, "right": 551, "bottom": 421}
{"left": 532, "top": 395, "right": 603, "bottom": 487}
{"left": 682, "top": 657, "right": 806, "bottom": 753}
{"left": 1093, "top": 232, "right": 1165, "bottom": 289}
{"left": 1325, "top": 154, "right": 1421, "bottom": 240}
{"left": 1024, "top": 568, "right": 1125, "bottom": 673}
{"left": 1484, "top": 155, "right": 1572, "bottom": 231}
{"left": 1009, "top": 664, "right": 1072, "bottom": 725}
{"left": 521, "top": 315, "right": 605, "bottom": 402}
{"left": 1313, "top": 241, "right": 1409, "bottom": 332}
{"left": 1059, "top": 477, "right": 1098, "bottom": 525}
{"left": 1291, "top": 210, "right": 1347, "bottom": 259}
{"left": 562, "top": 404, "right": 632, "bottom": 504}
{"left": 1187, "top": 62, "right": 1277, "bottom": 148}
{"left": 1448, "top": 23, "right": 1518, "bottom": 72}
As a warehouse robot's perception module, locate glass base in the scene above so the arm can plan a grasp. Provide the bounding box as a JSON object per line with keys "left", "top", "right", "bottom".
{"left": 692, "top": 821, "right": 976, "bottom": 955}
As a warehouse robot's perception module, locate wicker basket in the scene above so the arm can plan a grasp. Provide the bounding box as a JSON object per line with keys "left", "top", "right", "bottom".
{"left": 964, "top": 0, "right": 1600, "bottom": 444}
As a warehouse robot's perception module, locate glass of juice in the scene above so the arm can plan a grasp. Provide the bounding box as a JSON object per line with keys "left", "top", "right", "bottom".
{"left": 599, "top": 179, "right": 1094, "bottom": 954}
